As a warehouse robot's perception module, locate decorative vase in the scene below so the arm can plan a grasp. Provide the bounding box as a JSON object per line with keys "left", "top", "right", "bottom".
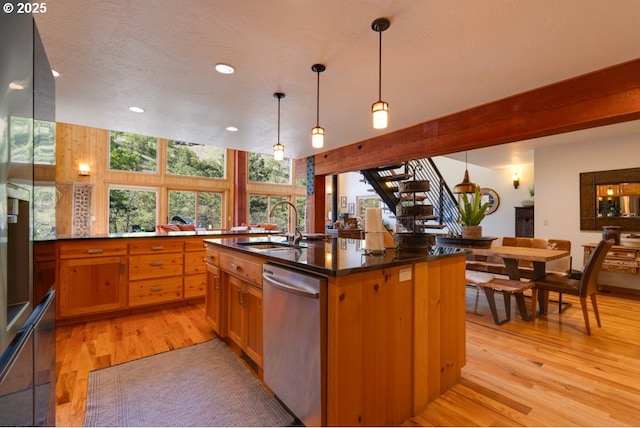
{"left": 461, "top": 225, "right": 482, "bottom": 239}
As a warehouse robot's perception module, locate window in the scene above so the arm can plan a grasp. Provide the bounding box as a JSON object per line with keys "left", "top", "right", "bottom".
{"left": 8, "top": 116, "right": 32, "bottom": 163}
{"left": 109, "top": 131, "right": 158, "bottom": 172}
{"left": 109, "top": 187, "right": 157, "bottom": 233}
{"left": 249, "top": 195, "right": 286, "bottom": 227}
{"left": 33, "top": 184, "right": 56, "bottom": 239}
{"left": 34, "top": 120, "right": 55, "bottom": 165}
{"left": 248, "top": 152, "right": 290, "bottom": 184}
{"left": 166, "top": 140, "right": 225, "bottom": 178}
{"left": 356, "top": 196, "right": 383, "bottom": 217}
{"left": 248, "top": 195, "right": 306, "bottom": 232}
{"left": 168, "top": 190, "right": 223, "bottom": 229}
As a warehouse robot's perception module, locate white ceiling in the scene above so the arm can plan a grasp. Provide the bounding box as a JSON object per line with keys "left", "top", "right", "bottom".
{"left": 34, "top": 0, "right": 640, "bottom": 168}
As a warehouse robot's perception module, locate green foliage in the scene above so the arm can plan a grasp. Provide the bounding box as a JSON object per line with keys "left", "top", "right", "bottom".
{"left": 458, "top": 188, "right": 489, "bottom": 226}
{"left": 109, "top": 131, "right": 157, "bottom": 172}
{"left": 248, "top": 153, "right": 290, "bottom": 184}
{"left": 109, "top": 189, "right": 157, "bottom": 233}
{"left": 167, "top": 141, "right": 224, "bottom": 178}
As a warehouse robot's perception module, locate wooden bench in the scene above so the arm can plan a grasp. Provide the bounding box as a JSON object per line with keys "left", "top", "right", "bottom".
{"left": 466, "top": 270, "right": 538, "bottom": 325}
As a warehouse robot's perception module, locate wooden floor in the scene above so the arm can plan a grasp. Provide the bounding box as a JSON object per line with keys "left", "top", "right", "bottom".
{"left": 55, "top": 290, "right": 640, "bottom": 427}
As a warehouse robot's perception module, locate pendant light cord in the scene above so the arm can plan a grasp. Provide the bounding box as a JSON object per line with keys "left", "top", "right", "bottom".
{"left": 316, "top": 70, "right": 320, "bottom": 125}
{"left": 277, "top": 96, "right": 281, "bottom": 142}
{"left": 378, "top": 30, "right": 383, "bottom": 100}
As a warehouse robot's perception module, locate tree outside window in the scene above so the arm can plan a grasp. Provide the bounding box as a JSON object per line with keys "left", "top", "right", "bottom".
{"left": 109, "top": 188, "right": 157, "bottom": 233}
{"left": 248, "top": 153, "right": 290, "bottom": 184}
{"left": 168, "top": 190, "right": 222, "bottom": 228}
{"left": 109, "top": 131, "right": 158, "bottom": 172}
{"left": 166, "top": 140, "right": 225, "bottom": 178}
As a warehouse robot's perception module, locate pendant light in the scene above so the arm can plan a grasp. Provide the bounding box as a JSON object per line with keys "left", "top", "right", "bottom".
{"left": 273, "top": 92, "right": 285, "bottom": 160}
{"left": 371, "top": 17, "right": 390, "bottom": 129}
{"left": 311, "top": 64, "right": 326, "bottom": 149}
{"left": 453, "top": 151, "right": 480, "bottom": 194}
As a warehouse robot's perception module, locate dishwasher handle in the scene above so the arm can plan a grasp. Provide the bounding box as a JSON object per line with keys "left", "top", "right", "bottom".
{"left": 263, "top": 273, "right": 320, "bottom": 299}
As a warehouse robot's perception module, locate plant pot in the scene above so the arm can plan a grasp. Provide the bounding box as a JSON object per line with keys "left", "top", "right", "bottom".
{"left": 461, "top": 225, "right": 482, "bottom": 239}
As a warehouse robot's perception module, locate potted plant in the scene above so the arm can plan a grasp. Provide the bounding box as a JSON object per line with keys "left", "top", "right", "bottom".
{"left": 458, "top": 188, "right": 490, "bottom": 239}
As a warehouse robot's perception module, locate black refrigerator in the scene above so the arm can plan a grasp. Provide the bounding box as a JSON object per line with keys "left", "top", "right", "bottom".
{"left": 0, "top": 5, "right": 56, "bottom": 426}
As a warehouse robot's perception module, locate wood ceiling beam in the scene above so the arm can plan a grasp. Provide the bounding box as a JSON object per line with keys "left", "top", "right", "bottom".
{"left": 314, "top": 58, "right": 640, "bottom": 175}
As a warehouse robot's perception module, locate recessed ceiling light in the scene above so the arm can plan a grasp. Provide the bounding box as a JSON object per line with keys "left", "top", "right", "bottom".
{"left": 215, "top": 63, "right": 235, "bottom": 74}
{"left": 52, "top": 69, "right": 60, "bottom": 77}
{"left": 226, "top": 126, "right": 238, "bottom": 132}
{"left": 128, "top": 106, "right": 145, "bottom": 113}
{"left": 9, "top": 82, "right": 24, "bottom": 90}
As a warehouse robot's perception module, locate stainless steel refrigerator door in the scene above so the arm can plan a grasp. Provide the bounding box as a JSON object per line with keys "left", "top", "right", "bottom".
{"left": 0, "top": 328, "right": 35, "bottom": 427}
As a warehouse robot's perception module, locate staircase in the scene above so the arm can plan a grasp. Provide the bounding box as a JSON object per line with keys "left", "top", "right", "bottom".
{"left": 360, "top": 158, "right": 462, "bottom": 237}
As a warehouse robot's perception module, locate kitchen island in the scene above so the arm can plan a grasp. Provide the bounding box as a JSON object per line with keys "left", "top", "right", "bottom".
{"left": 204, "top": 236, "right": 468, "bottom": 426}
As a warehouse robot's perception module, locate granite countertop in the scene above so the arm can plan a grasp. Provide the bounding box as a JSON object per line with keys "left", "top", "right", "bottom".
{"left": 49, "top": 229, "right": 281, "bottom": 242}
{"left": 204, "top": 236, "right": 468, "bottom": 277}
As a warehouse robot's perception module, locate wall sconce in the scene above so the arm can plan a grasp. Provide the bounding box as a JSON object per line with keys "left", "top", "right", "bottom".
{"left": 78, "top": 163, "right": 91, "bottom": 176}
{"left": 512, "top": 172, "right": 520, "bottom": 189}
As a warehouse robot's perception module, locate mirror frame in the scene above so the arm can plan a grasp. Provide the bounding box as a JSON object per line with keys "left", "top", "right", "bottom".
{"left": 580, "top": 167, "right": 640, "bottom": 231}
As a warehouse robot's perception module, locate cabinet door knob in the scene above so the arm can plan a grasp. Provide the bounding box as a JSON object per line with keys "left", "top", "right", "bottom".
{"left": 150, "top": 261, "right": 164, "bottom": 266}
{"left": 151, "top": 245, "right": 164, "bottom": 251}
{"left": 150, "top": 285, "right": 164, "bottom": 292}
{"left": 230, "top": 263, "right": 239, "bottom": 270}
{"left": 87, "top": 248, "right": 103, "bottom": 254}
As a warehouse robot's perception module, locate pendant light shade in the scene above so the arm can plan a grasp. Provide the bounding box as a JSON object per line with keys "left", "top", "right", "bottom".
{"left": 273, "top": 92, "right": 285, "bottom": 160}
{"left": 371, "top": 17, "right": 390, "bottom": 130}
{"left": 453, "top": 152, "right": 480, "bottom": 194}
{"left": 311, "top": 64, "right": 326, "bottom": 149}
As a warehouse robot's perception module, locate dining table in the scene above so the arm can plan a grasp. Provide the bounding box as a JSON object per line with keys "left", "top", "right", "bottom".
{"left": 471, "top": 245, "right": 570, "bottom": 280}
{"left": 471, "top": 245, "right": 571, "bottom": 310}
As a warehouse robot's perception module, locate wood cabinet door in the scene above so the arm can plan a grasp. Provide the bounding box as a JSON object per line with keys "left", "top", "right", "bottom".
{"left": 226, "top": 274, "right": 245, "bottom": 348}
{"left": 205, "top": 264, "right": 224, "bottom": 335}
{"left": 58, "top": 256, "right": 127, "bottom": 318}
{"left": 244, "top": 284, "right": 263, "bottom": 367}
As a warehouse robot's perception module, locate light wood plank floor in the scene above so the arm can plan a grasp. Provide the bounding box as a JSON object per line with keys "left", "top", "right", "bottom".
{"left": 55, "top": 291, "right": 640, "bottom": 427}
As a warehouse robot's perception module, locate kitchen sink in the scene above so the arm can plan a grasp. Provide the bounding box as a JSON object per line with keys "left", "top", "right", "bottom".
{"left": 237, "top": 242, "right": 304, "bottom": 251}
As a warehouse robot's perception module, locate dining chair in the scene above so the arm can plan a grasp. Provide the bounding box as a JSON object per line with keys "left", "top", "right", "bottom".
{"left": 535, "top": 239, "right": 613, "bottom": 335}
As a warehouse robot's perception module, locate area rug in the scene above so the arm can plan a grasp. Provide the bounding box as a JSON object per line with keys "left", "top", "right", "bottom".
{"left": 84, "top": 339, "right": 294, "bottom": 427}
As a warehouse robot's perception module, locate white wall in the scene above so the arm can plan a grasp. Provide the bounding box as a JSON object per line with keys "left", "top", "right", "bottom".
{"left": 535, "top": 133, "right": 640, "bottom": 266}
{"left": 432, "top": 156, "right": 535, "bottom": 237}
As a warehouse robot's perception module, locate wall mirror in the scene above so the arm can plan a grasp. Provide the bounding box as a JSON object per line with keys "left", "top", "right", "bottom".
{"left": 580, "top": 167, "right": 640, "bottom": 231}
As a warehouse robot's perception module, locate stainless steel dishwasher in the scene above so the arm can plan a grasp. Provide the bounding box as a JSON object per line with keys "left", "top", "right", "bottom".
{"left": 262, "top": 263, "right": 326, "bottom": 427}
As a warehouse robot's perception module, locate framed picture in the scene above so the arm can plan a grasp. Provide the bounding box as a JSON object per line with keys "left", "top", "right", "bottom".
{"left": 341, "top": 196, "right": 347, "bottom": 208}
{"left": 348, "top": 203, "right": 355, "bottom": 215}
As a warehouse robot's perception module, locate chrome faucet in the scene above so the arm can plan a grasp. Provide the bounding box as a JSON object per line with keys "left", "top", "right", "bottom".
{"left": 268, "top": 201, "right": 303, "bottom": 244}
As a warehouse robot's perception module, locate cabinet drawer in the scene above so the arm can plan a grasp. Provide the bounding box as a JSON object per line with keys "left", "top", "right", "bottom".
{"left": 184, "top": 252, "right": 206, "bottom": 275}
{"left": 129, "top": 239, "right": 184, "bottom": 254}
{"left": 184, "top": 238, "right": 207, "bottom": 252}
{"left": 129, "top": 253, "right": 183, "bottom": 281}
{"left": 129, "top": 276, "right": 183, "bottom": 307}
{"left": 219, "top": 253, "right": 262, "bottom": 287}
{"left": 185, "top": 273, "right": 206, "bottom": 298}
{"left": 59, "top": 240, "right": 127, "bottom": 259}
{"left": 205, "top": 248, "right": 220, "bottom": 266}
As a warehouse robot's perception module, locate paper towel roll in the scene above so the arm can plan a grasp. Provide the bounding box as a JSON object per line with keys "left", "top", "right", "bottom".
{"left": 365, "top": 232, "right": 385, "bottom": 254}
{"left": 365, "top": 208, "right": 384, "bottom": 233}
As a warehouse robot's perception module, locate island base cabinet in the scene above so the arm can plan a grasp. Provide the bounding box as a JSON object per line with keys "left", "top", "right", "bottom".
{"left": 327, "top": 266, "right": 413, "bottom": 426}
{"left": 226, "top": 274, "right": 263, "bottom": 368}
{"left": 205, "top": 264, "right": 224, "bottom": 335}
{"left": 58, "top": 256, "right": 127, "bottom": 318}
{"left": 326, "top": 255, "right": 467, "bottom": 426}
